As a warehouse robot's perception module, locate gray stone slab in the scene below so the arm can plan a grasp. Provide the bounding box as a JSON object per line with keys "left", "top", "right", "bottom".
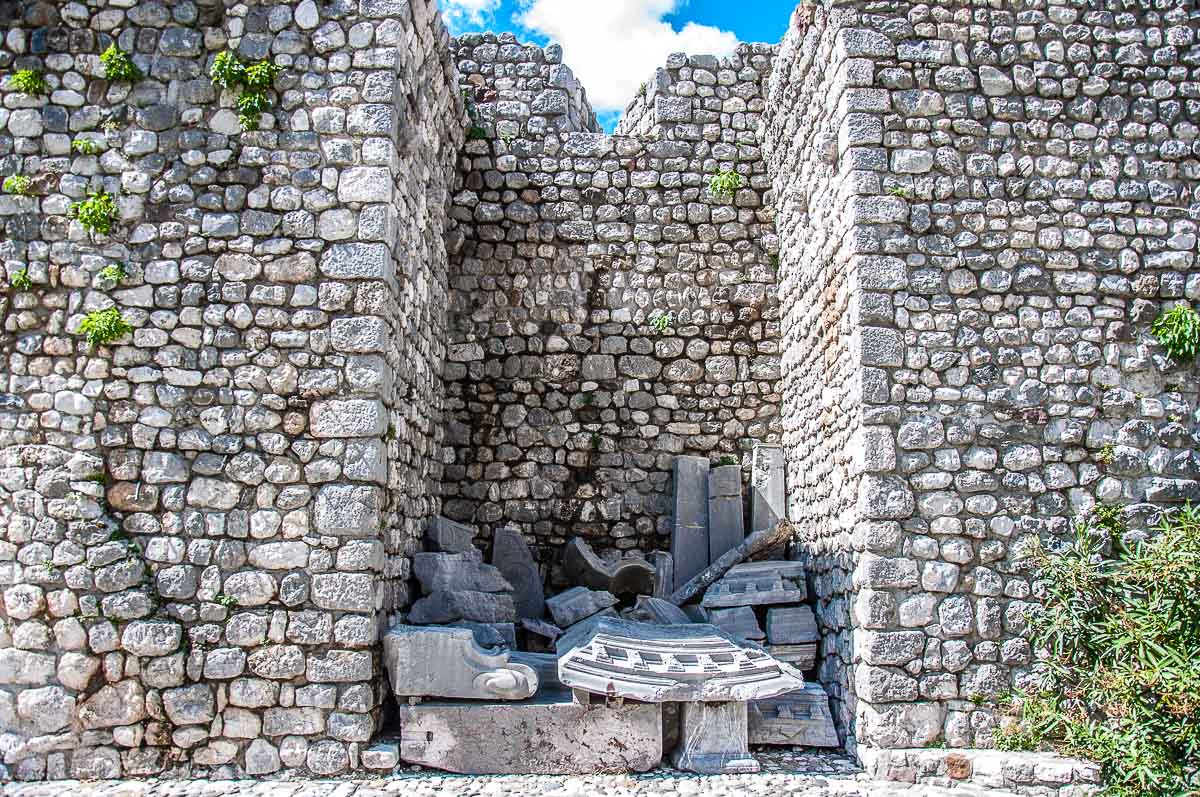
{"left": 556, "top": 617, "right": 804, "bottom": 703}
{"left": 671, "top": 701, "right": 758, "bottom": 775}
{"left": 701, "top": 561, "right": 808, "bottom": 609}
{"left": 408, "top": 590, "right": 516, "bottom": 625}
{"left": 649, "top": 551, "right": 673, "bottom": 599}
{"left": 397, "top": 691, "right": 662, "bottom": 774}
{"left": 382, "top": 625, "right": 537, "bottom": 700}
{"left": 766, "top": 605, "right": 818, "bottom": 645}
{"left": 510, "top": 651, "right": 561, "bottom": 690}
{"left": 451, "top": 621, "right": 516, "bottom": 650}
{"left": 708, "top": 606, "right": 765, "bottom": 642}
{"left": 751, "top": 444, "right": 785, "bottom": 534}
{"left": 428, "top": 516, "right": 477, "bottom": 554}
{"left": 671, "top": 456, "right": 710, "bottom": 590}
{"left": 563, "top": 537, "right": 654, "bottom": 596}
{"left": 491, "top": 527, "right": 545, "bottom": 619}
{"left": 707, "top": 465, "right": 745, "bottom": 563}
{"left": 413, "top": 552, "right": 512, "bottom": 594}
{"left": 749, "top": 684, "right": 840, "bottom": 747}
{"left": 627, "top": 596, "right": 691, "bottom": 625}
{"left": 767, "top": 643, "right": 817, "bottom": 672}
{"left": 545, "top": 586, "right": 618, "bottom": 628}
{"left": 681, "top": 604, "right": 709, "bottom": 623}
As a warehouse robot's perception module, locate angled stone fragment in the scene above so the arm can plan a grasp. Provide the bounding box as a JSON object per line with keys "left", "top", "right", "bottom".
{"left": 669, "top": 521, "right": 794, "bottom": 606}
{"left": 412, "top": 552, "right": 512, "bottom": 594}
{"left": 408, "top": 590, "right": 516, "bottom": 625}
{"left": 649, "top": 551, "right": 673, "bottom": 599}
{"left": 451, "top": 621, "right": 516, "bottom": 650}
{"left": 766, "top": 605, "right": 818, "bottom": 645}
{"left": 749, "top": 684, "right": 839, "bottom": 747}
{"left": 545, "top": 586, "right": 617, "bottom": 628}
{"left": 556, "top": 617, "right": 803, "bottom": 703}
{"left": 708, "top": 464, "right": 745, "bottom": 562}
{"left": 491, "top": 526, "right": 545, "bottom": 619}
{"left": 671, "top": 456, "right": 710, "bottom": 589}
{"left": 766, "top": 643, "right": 817, "bottom": 672}
{"left": 627, "top": 596, "right": 691, "bottom": 625}
{"left": 382, "top": 625, "right": 537, "bottom": 700}
{"left": 562, "top": 537, "right": 654, "bottom": 596}
{"left": 427, "top": 516, "right": 477, "bottom": 554}
{"left": 750, "top": 445, "right": 786, "bottom": 534}
{"left": 701, "top": 561, "right": 807, "bottom": 608}
{"left": 708, "top": 606, "right": 765, "bottom": 642}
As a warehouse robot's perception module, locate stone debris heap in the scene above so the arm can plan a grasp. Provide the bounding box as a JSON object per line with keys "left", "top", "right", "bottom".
{"left": 380, "top": 449, "right": 836, "bottom": 775}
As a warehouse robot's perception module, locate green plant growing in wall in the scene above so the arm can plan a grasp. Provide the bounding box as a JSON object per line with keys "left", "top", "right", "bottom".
{"left": 209, "top": 51, "right": 283, "bottom": 131}
{"left": 649, "top": 309, "right": 673, "bottom": 333}
{"left": 71, "top": 137, "right": 101, "bottom": 155}
{"left": 589, "top": 432, "right": 602, "bottom": 451}
{"left": 1097, "top": 443, "right": 1115, "bottom": 466}
{"left": 1151, "top": 303, "right": 1200, "bottom": 362}
{"left": 718, "top": 455, "right": 738, "bottom": 466}
{"left": 708, "top": 169, "right": 743, "bottom": 200}
{"left": 100, "top": 44, "right": 141, "bottom": 83}
{"left": 462, "top": 88, "right": 488, "bottom": 141}
{"left": 8, "top": 267, "right": 32, "bottom": 291}
{"left": 996, "top": 505, "right": 1200, "bottom": 796}
{"left": 70, "top": 191, "right": 119, "bottom": 235}
{"left": 2, "top": 175, "right": 32, "bottom": 196}
{"left": 77, "top": 307, "right": 132, "bottom": 347}
{"left": 7, "top": 69, "right": 48, "bottom": 96}
{"left": 214, "top": 593, "right": 239, "bottom": 609}
{"left": 98, "top": 263, "right": 127, "bottom": 286}
{"left": 887, "top": 185, "right": 912, "bottom": 199}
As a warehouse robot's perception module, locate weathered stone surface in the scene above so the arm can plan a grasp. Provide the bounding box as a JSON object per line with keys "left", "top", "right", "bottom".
{"left": 627, "top": 596, "right": 691, "bottom": 625}
{"left": 708, "top": 606, "right": 765, "bottom": 642}
{"left": 79, "top": 681, "right": 145, "bottom": 729}
{"left": 749, "top": 685, "right": 840, "bottom": 747}
{"left": 672, "top": 701, "right": 758, "bottom": 775}
{"left": 428, "top": 516, "right": 477, "bottom": 554}
{"left": 708, "top": 465, "right": 745, "bottom": 562}
{"left": 382, "top": 625, "right": 537, "bottom": 700}
{"left": 766, "top": 606, "right": 819, "bottom": 645}
{"left": 750, "top": 445, "right": 786, "bottom": 534}
{"left": 409, "top": 590, "right": 516, "bottom": 624}
{"left": 671, "top": 457, "right": 711, "bottom": 590}
{"left": 413, "top": 552, "right": 512, "bottom": 594}
{"left": 396, "top": 692, "right": 662, "bottom": 774}
{"left": 491, "top": 527, "right": 545, "bottom": 619}
{"left": 545, "top": 586, "right": 618, "bottom": 628}
{"left": 562, "top": 537, "right": 654, "bottom": 596}
{"left": 701, "top": 561, "right": 808, "bottom": 608}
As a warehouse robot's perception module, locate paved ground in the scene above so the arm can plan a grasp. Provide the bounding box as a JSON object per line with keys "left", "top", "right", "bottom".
{"left": 0, "top": 753, "right": 1020, "bottom": 797}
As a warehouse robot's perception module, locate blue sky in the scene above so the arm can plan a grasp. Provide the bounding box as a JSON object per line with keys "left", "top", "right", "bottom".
{"left": 441, "top": 0, "right": 797, "bottom": 130}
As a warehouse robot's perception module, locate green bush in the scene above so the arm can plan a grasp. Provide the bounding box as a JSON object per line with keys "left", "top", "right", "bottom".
{"left": 71, "top": 138, "right": 101, "bottom": 155}
{"left": 70, "top": 191, "right": 119, "bottom": 235}
{"left": 209, "top": 51, "right": 282, "bottom": 131}
{"left": 1151, "top": 304, "right": 1200, "bottom": 362}
{"left": 98, "top": 263, "right": 127, "bottom": 285}
{"left": 708, "top": 169, "right": 744, "bottom": 200}
{"left": 998, "top": 506, "right": 1200, "bottom": 796}
{"left": 100, "top": 44, "right": 141, "bottom": 83}
{"left": 8, "top": 267, "right": 32, "bottom": 291}
{"left": 7, "top": 69, "right": 48, "bottom": 96}
{"left": 77, "top": 307, "right": 132, "bottom": 347}
{"left": 2, "top": 175, "right": 32, "bottom": 195}
{"left": 649, "top": 309, "right": 673, "bottom": 333}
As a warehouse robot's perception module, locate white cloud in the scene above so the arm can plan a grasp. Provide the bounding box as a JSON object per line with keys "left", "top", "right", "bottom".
{"left": 440, "top": 0, "right": 502, "bottom": 32}
{"left": 517, "top": 0, "right": 739, "bottom": 112}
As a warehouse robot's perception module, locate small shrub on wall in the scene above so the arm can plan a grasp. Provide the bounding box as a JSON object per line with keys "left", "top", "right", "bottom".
{"left": 1151, "top": 303, "right": 1200, "bottom": 363}
{"left": 998, "top": 506, "right": 1200, "bottom": 796}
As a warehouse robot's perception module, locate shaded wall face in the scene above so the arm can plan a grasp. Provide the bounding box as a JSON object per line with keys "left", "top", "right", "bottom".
{"left": 0, "top": 0, "right": 460, "bottom": 780}
{"left": 443, "top": 45, "right": 781, "bottom": 569}
{"left": 769, "top": 0, "right": 1200, "bottom": 754}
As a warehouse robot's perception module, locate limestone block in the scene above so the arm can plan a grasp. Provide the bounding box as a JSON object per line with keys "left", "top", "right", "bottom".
{"left": 750, "top": 445, "right": 785, "bottom": 534}
{"left": 545, "top": 586, "right": 618, "bottom": 628}
{"left": 671, "top": 456, "right": 710, "bottom": 589}
{"left": 707, "top": 465, "right": 745, "bottom": 562}
{"left": 749, "top": 685, "right": 839, "bottom": 747}
{"left": 409, "top": 590, "right": 516, "bottom": 624}
{"left": 671, "top": 702, "right": 758, "bottom": 775}
{"left": 309, "top": 399, "right": 387, "bottom": 438}
{"left": 314, "top": 484, "right": 382, "bottom": 536}
{"left": 412, "top": 552, "right": 512, "bottom": 594}
{"left": 428, "top": 516, "right": 477, "bottom": 554}
{"left": 708, "top": 606, "right": 764, "bottom": 642}
{"left": 701, "top": 561, "right": 808, "bottom": 608}
{"left": 766, "top": 606, "right": 818, "bottom": 645}
{"left": 397, "top": 692, "right": 662, "bottom": 774}
{"left": 382, "top": 625, "right": 537, "bottom": 700}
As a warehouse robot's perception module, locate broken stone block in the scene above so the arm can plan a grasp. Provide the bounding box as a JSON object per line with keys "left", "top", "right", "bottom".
{"left": 451, "top": 621, "right": 516, "bottom": 650}
{"left": 766, "top": 605, "right": 818, "bottom": 645}
{"left": 708, "top": 606, "right": 765, "bottom": 642}
{"left": 557, "top": 617, "right": 803, "bottom": 703}
{"left": 545, "top": 586, "right": 617, "bottom": 628}
{"left": 701, "top": 561, "right": 807, "bottom": 609}
{"left": 766, "top": 643, "right": 817, "bottom": 672}
{"left": 427, "top": 516, "right": 476, "bottom": 554}
{"left": 510, "top": 651, "right": 561, "bottom": 691}
{"left": 563, "top": 537, "right": 654, "bottom": 596}
{"left": 519, "top": 617, "right": 562, "bottom": 652}
{"left": 383, "top": 625, "right": 537, "bottom": 700}
{"left": 750, "top": 444, "right": 786, "bottom": 534}
{"left": 671, "top": 701, "right": 758, "bottom": 775}
{"left": 749, "top": 684, "right": 839, "bottom": 747}
{"left": 361, "top": 741, "right": 400, "bottom": 771}
{"left": 669, "top": 521, "right": 794, "bottom": 606}
{"left": 491, "top": 527, "right": 545, "bottom": 619}
{"left": 708, "top": 464, "right": 745, "bottom": 562}
{"left": 627, "top": 596, "right": 690, "bottom": 625}
{"left": 397, "top": 692, "right": 662, "bottom": 774}
{"left": 649, "top": 551, "right": 673, "bottom": 599}
{"left": 412, "top": 552, "right": 512, "bottom": 594}
{"left": 408, "top": 590, "right": 516, "bottom": 625}
{"left": 681, "top": 604, "right": 709, "bottom": 623}
{"left": 671, "top": 456, "right": 710, "bottom": 589}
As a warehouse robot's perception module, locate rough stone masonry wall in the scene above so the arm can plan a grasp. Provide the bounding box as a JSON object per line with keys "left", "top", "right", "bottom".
{"left": 767, "top": 0, "right": 1200, "bottom": 764}
{"left": 0, "top": 0, "right": 461, "bottom": 781}
{"left": 442, "top": 43, "right": 780, "bottom": 574}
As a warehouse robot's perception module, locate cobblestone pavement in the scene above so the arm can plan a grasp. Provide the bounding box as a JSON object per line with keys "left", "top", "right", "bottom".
{"left": 0, "top": 753, "right": 1020, "bottom": 797}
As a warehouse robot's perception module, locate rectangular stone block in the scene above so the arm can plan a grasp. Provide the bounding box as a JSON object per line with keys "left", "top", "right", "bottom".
{"left": 671, "top": 701, "right": 757, "bottom": 775}
{"left": 313, "top": 484, "right": 382, "bottom": 536}
{"left": 397, "top": 692, "right": 662, "bottom": 774}
{"left": 309, "top": 399, "right": 387, "bottom": 438}
{"left": 707, "top": 465, "right": 744, "bottom": 563}
{"left": 750, "top": 445, "right": 785, "bottom": 534}
{"left": 701, "top": 561, "right": 807, "bottom": 608}
{"left": 749, "top": 685, "right": 839, "bottom": 748}
{"left": 428, "top": 516, "right": 477, "bottom": 554}
{"left": 766, "top": 605, "right": 818, "bottom": 645}
{"left": 671, "top": 456, "right": 710, "bottom": 590}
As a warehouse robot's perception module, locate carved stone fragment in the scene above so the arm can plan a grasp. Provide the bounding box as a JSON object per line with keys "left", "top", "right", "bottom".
{"left": 671, "top": 701, "right": 759, "bottom": 775}
{"left": 545, "top": 586, "right": 618, "bottom": 628}
{"left": 491, "top": 527, "right": 545, "bottom": 619}
{"left": 563, "top": 537, "right": 654, "bottom": 596}
{"left": 701, "top": 560, "right": 807, "bottom": 608}
{"left": 382, "top": 625, "right": 537, "bottom": 700}
{"left": 749, "top": 684, "right": 839, "bottom": 747}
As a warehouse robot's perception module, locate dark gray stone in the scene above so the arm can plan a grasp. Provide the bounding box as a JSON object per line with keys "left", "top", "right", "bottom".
{"left": 562, "top": 537, "right": 654, "bottom": 596}
{"left": 491, "top": 527, "right": 544, "bottom": 619}
{"left": 708, "top": 465, "right": 745, "bottom": 562}
{"left": 545, "top": 586, "right": 617, "bottom": 628}
{"left": 412, "top": 553, "right": 512, "bottom": 594}
{"left": 671, "top": 456, "right": 710, "bottom": 589}
{"left": 408, "top": 591, "right": 516, "bottom": 625}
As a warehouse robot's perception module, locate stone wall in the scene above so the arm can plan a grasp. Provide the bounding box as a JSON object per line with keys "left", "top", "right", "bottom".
{"left": 441, "top": 44, "right": 780, "bottom": 575}
{"left": 0, "top": 0, "right": 462, "bottom": 780}
{"left": 765, "top": 0, "right": 1200, "bottom": 756}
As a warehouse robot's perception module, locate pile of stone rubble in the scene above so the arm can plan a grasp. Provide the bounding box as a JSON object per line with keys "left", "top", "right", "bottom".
{"left": 381, "top": 444, "right": 835, "bottom": 775}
